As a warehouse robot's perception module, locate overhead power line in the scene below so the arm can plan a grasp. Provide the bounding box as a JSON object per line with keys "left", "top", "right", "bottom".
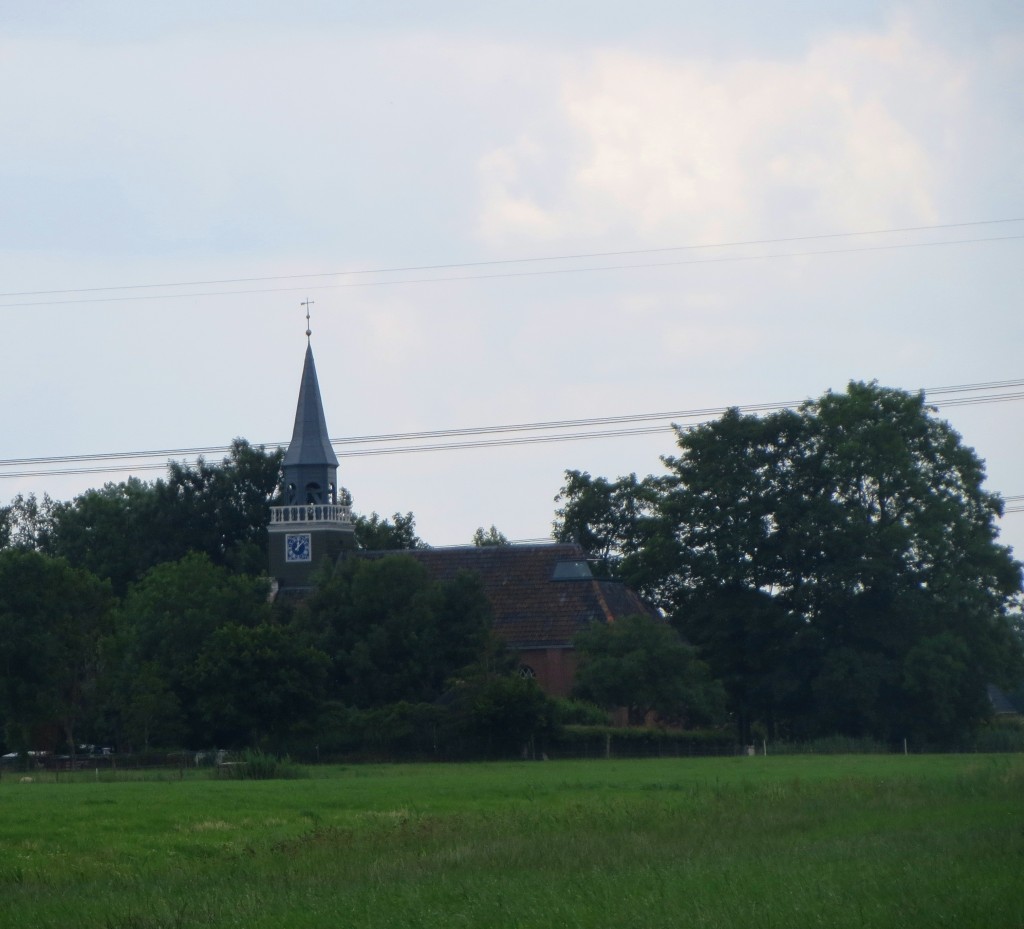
{"left": 2, "top": 217, "right": 1021, "bottom": 299}
{"left": 0, "top": 226, "right": 1021, "bottom": 310}
{"left": 2, "top": 378, "right": 1023, "bottom": 480}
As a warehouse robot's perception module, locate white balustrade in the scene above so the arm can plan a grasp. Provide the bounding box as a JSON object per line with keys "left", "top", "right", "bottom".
{"left": 269, "top": 503, "right": 354, "bottom": 527}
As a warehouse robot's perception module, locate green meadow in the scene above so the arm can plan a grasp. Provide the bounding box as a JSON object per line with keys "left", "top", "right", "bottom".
{"left": 1, "top": 755, "right": 1022, "bottom": 928}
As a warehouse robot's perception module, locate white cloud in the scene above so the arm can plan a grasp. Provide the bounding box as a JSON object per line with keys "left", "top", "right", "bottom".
{"left": 476, "top": 19, "right": 965, "bottom": 248}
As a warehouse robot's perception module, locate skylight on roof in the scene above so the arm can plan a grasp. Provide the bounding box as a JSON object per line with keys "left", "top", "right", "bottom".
{"left": 552, "top": 560, "right": 593, "bottom": 580}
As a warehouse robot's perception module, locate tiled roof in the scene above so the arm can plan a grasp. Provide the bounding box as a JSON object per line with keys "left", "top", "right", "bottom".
{"left": 372, "top": 543, "right": 656, "bottom": 650}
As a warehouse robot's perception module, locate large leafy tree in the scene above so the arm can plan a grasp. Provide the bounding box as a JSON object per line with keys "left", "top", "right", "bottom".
{"left": 558, "top": 382, "right": 1023, "bottom": 742}
{"left": 686, "top": 384, "right": 1020, "bottom": 742}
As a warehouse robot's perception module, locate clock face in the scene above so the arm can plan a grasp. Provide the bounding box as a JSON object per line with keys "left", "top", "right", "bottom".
{"left": 285, "top": 533, "right": 312, "bottom": 563}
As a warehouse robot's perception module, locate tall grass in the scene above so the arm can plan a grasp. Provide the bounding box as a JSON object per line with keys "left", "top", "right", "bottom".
{"left": 1, "top": 755, "right": 1021, "bottom": 928}
{"left": 216, "top": 750, "right": 307, "bottom": 780}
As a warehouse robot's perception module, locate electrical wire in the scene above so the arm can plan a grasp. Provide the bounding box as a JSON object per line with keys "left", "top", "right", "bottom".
{"left": 2, "top": 379, "right": 1023, "bottom": 479}
{"left": 1, "top": 235, "right": 1021, "bottom": 310}
{"left": 2, "top": 217, "right": 1021, "bottom": 301}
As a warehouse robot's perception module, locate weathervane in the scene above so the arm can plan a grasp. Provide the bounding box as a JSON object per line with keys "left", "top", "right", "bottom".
{"left": 301, "top": 298, "right": 314, "bottom": 341}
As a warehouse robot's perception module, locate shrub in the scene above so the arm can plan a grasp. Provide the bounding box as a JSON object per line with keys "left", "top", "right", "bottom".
{"left": 971, "top": 719, "right": 1024, "bottom": 753}
{"left": 766, "top": 736, "right": 892, "bottom": 755}
{"left": 552, "top": 698, "right": 610, "bottom": 726}
{"left": 218, "top": 749, "right": 306, "bottom": 780}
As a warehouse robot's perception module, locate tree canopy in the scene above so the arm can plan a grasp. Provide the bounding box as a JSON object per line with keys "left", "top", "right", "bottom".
{"left": 0, "top": 550, "right": 114, "bottom": 756}
{"left": 558, "top": 381, "right": 1023, "bottom": 743}
{"left": 300, "top": 554, "right": 493, "bottom": 708}
{"left": 573, "top": 613, "right": 725, "bottom": 727}
{"left": 472, "top": 525, "right": 510, "bottom": 546}
{"left": 354, "top": 511, "right": 424, "bottom": 550}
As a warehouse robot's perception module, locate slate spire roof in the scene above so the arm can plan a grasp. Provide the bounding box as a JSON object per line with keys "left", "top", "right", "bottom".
{"left": 282, "top": 343, "right": 339, "bottom": 469}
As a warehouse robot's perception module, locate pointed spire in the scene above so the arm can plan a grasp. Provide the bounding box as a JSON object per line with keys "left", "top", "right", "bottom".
{"left": 283, "top": 342, "right": 339, "bottom": 469}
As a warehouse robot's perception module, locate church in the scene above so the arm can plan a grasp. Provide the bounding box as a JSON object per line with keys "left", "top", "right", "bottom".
{"left": 268, "top": 332, "right": 654, "bottom": 698}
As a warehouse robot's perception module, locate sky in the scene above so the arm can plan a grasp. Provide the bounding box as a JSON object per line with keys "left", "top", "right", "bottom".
{"left": 1, "top": 1, "right": 1022, "bottom": 558}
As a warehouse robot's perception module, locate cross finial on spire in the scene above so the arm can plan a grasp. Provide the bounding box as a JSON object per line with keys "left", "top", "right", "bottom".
{"left": 301, "top": 298, "right": 315, "bottom": 341}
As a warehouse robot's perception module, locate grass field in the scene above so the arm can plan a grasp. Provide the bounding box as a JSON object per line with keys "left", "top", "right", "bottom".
{"left": 1, "top": 754, "right": 1022, "bottom": 928}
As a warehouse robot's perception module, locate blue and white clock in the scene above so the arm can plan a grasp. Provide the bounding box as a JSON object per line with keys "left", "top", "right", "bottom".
{"left": 285, "top": 532, "right": 312, "bottom": 563}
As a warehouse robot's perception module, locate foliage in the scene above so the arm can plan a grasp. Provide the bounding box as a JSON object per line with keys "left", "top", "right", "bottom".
{"left": 970, "top": 718, "right": 1024, "bottom": 753}
{"left": 471, "top": 525, "right": 510, "bottom": 546}
{"left": 315, "top": 701, "right": 448, "bottom": 757}
{"left": 573, "top": 613, "right": 726, "bottom": 726}
{"left": 45, "top": 478, "right": 161, "bottom": 595}
{"left": 354, "top": 511, "right": 424, "bottom": 550}
{"left": 552, "top": 724, "right": 735, "bottom": 757}
{"left": 764, "top": 735, "right": 893, "bottom": 755}
{"left": 37, "top": 440, "right": 284, "bottom": 593}
{"left": 300, "top": 555, "right": 492, "bottom": 708}
{"left": 558, "top": 382, "right": 1024, "bottom": 743}
{"left": 150, "top": 439, "right": 284, "bottom": 576}
{"left": 442, "top": 662, "right": 559, "bottom": 756}
{"left": 3, "top": 440, "right": 579, "bottom": 757}
{"left": 0, "top": 550, "right": 114, "bottom": 756}
{"left": 190, "top": 623, "right": 330, "bottom": 749}
{"left": 551, "top": 698, "right": 610, "bottom": 726}
{"left": 553, "top": 470, "right": 662, "bottom": 584}
{"left": 217, "top": 749, "right": 307, "bottom": 780}
{"left": 0, "top": 492, "right": 58, "bottom": 552}
{"left": 107, "top": 553, "right": 273, "bottom": 748}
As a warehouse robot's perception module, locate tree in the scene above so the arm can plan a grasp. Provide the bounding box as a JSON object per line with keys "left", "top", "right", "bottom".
{"left": 553, "top": 470, "right": 665, "bottom": 594}
{"left": 45, "top": 440, "right": 284, "bottom": 593}
{"left": 0, "top": 550, "right": 114, "bottom": 758}
{"left": 301, "top": 555, "right": 491, "bottom": 707}
{"left": 665, "top": 383, "right": 1024, "bottom": 742}
{"left": 472, "top": 525, "right": 509, "bottom": 546}
{"left": 112, "top": 553, "right": 272, "bottom": 746}
{"left": 190, "top": 623, "right": 330, "bottom": 749}
{"left": 46, "top": 479, "right": 160, "bottom": 595}
{"left": 0, "top": 493, "right": 58, "bottom": 552}
{"left": 147, "top": 439, "right": 284, "bottom": 575}
{"left": 573, "top": 613, "right": 725, "bottom": 727}
{"left": 559, "top": 382, "right": 1023, "bottom": 742}
{"left": 445, "top": 672, "right": 557, "bottom": 756}
{"left": 354, "top": 511, "right": 423, "bottom": 550}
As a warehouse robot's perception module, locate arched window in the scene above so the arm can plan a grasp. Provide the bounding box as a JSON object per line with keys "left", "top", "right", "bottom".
{"left": 305, "top": 482, "right": 322, "bottom": 504}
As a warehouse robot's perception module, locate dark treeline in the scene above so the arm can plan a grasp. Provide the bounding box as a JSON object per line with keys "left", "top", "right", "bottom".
{"left": 0, "top": 441, "right": 557, "bottom": 759}
{"left": 555, "top": 381, "right": 1024, "bottom": 745}
{"left": 1, "top": 382, "right": 1023, "bottom": 758}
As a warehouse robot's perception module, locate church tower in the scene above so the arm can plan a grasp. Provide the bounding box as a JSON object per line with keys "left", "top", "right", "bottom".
{"left": 269, "top": 317, "right": 355, "bottom": 591}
